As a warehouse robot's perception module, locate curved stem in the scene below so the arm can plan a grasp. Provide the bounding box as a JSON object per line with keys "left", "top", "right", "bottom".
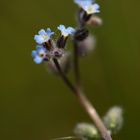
{"left": 75, "top": 88, "right": 112, "bottom": 140}
{"left": 53, "top": 59, "right": 112, "bottom": 140}
{"left": 73, "top": 41, "right": 81, "bottom": 87}
{"left": 53, "top": 58, "right": 76, "bottom": 93}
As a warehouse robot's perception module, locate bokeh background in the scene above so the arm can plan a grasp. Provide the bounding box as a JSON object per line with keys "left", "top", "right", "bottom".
{"left": 0, "top": 0, "right": 140, "bottom": 140}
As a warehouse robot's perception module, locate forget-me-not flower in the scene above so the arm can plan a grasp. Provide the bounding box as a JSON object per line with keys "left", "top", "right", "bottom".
{"left": 34, "top": 28, "right": 54, "bottom": 44}
{"left": 74, "top": 0, "right": 93, "bottom": 6}
{"left": 57, "top": 25, "right": 76, "bottom": 37}
{"left": 74, "top": 0, "right": 100, "bottom": 15}
{"left": 32, "top": 45, "right": 47, "bottom": 64}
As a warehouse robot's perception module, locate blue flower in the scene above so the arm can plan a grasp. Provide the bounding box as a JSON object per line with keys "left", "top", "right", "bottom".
{"left": 84, "top": 3, "right": 100, "bottom": 14}
{"left": 57, "top": 25, "right": 75, "bottom": 37}
{"left": 32, "top": 45, "right": 47, "bottom": 64}
{"left": 74, "top": 0, "right": 100, "bottom": 15}
{"left": 34, "top": 28, "right": 54, "bottom": 44}
{"left": 74, "top": 0, "right": 93, "bottom": 6}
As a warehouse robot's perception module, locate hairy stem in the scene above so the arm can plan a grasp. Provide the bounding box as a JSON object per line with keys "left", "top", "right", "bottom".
{"left": 53, "top": 59, "right": 112, "bottom": 140}
{"left": 76, "top": 88, "right": 112, "bottom": 140}
{"left": 53, "top": 58, "right": 76, "bottom": 93}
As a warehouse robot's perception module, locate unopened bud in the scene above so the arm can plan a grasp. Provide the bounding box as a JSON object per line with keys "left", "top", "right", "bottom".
{"left": 74, "top": 123, "right": 100, "bottom": 140}
{"left": 103, "top": 106, "right": 123, "bottom": 134}
{"left": 87, "top": 16, "right": 103, "bottom": 26}
{"left": 74, "top": 28, "right": 89, "bottom": 41}
{"left": 78, "top": 35, "right": 96, "bottom": 56}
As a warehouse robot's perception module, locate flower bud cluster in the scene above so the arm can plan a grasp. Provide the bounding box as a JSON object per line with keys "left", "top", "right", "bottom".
{"left": 103, "top": 106, "right": 123, "bottom": 134}
{"left": 74, "top": 123, "right": 100, "bottom": 140}
{"left": 74, "top": 107, "right": 123, "bottom": 140}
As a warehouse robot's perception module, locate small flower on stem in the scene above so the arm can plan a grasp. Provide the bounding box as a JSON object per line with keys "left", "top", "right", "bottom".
{"left": 74, "top": 0, "right": 100, "bottom": 15}
{"left": 34, "top": 28, "right": 54, "bottom": 44}
{"left": 84, "top": 3, "right": 100, "bottom": 15}
{"left": 57, "top": 25, "right": 75, "bottom": 37}
{"left": 32, "top": 45, "right": 47, "bottom": 64}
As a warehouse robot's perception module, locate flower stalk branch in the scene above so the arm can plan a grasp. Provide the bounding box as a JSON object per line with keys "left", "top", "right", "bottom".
{"left": 53, "top": 58, "right": 112, "bottom": 140}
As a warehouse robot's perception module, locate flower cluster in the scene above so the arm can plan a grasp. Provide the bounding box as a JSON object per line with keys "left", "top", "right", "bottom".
{"left": 32, "top": 0, "right": 101, "bottom": 64}
{"left": 32, "top": 25, "right": 75, "bottom": 64}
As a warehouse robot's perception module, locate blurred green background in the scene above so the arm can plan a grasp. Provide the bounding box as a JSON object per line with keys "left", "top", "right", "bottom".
{"left": 0, "top": 0, "right": 140, "bottom": 140}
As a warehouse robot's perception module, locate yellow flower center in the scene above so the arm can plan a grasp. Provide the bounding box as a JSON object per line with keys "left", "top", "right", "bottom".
{"left": 42, "top": 35, "right": 48, "bottom": 40}
{"left": 39, "top": 51, "right": 45, "bottom": 57}
{"left": 62, "top": 32, "right": 68, "bottom": 37}
{"left": 87, "top": 5, "right": 94, "bottom": 14}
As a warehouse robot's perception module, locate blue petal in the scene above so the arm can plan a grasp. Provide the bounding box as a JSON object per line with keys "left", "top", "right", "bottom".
{"left": 34, "top": 56, "right": 43, "bottom": 64}
{"left": 51, "top": 32, "right": 54, "bottom": 36}
{"left": 67, "top": 27, "right": 75, "bottom": 34}
{"left": 93, "top": 3, "right": 100, "bottom": 11}
{"left": 38, "top": 29, "right": 46, "bottom": 35}
{"left": 32, "top": 50, "right": 37, "bottom": 58}
{"left": 36, "top": 45, "right": 43, "bottom": 51}
{"left": 46, "top": 28, "right": 54, "bottom": 37}
{"left": 85, "top": 0, "right": 93, "bottom": 4}
{"left": 46, "top": 28, "right": 51, "bottom": 33}
{"left": 57, "top": 25, "right": 66, "bottom": 31}
{"left": 34, "top": 35, "right": 44, "bottom": 44}
{"left": 74, "top": 0, "right": 93, "bottom": 6}
{"left": 74, "top": 0, "right": 82, "bottom": 4}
